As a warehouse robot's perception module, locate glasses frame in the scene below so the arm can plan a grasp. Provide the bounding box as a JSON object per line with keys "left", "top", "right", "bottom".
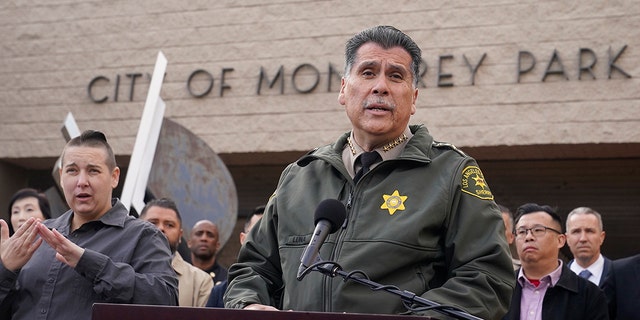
{"left": 514, "top": 225, "right": 562, "bottom": 239}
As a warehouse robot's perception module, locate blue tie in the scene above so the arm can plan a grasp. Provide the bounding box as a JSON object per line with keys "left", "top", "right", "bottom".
{"left": 578, "top": 270, "right": 592, "bottom": 280}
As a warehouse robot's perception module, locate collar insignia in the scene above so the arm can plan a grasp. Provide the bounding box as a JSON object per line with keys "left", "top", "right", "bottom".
{"left": 382, "top": 134, "right": 408, "bottom": 152}
{"left": 347, "top": 133, "right": 409, "bottom": 155}
{"left": 381, "top": 190, "right": 408, "bottom": 215}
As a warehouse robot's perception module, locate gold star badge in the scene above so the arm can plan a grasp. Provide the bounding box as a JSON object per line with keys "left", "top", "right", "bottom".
{"left": 381, "top": 190, "right": 408, "bottom": 215}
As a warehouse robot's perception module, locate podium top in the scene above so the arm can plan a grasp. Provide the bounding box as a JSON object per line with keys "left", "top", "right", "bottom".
{"left": 92, "top": 303, "right": 430, "bottom": 320}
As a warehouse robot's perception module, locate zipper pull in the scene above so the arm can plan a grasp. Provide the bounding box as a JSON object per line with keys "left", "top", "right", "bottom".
{"left": 342, "top": 191, "right": 353, "bottom": 229}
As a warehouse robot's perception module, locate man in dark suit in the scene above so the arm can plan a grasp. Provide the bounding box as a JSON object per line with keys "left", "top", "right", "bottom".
{"left": 604, "top": 253, "right": 640, "bottom": 320}
{"left": 565, "top": 207, "right": 612, "bottom": 290}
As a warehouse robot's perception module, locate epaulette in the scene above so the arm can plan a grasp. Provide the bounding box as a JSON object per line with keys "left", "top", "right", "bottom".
{"left": 432, "top": 141, "right": 468, "bottom": 157}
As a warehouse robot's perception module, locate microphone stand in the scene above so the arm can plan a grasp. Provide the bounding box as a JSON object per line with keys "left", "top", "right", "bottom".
{"left": 304, "top": 261, "right": 483, "bottom": 320}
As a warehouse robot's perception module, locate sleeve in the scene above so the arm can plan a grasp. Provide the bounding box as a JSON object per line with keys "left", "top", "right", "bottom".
{"left": 0, "top": 263, "right": 18, "bottom": 314}
{"left": 224, "top": 198, "right": 284, "bottom": 309}
{"left": 602, "top": 263, "right": 617, "bottom": 319}
{"left": 419, "top": 158, "right": 516, "bottom": 320}
{"left": 196, "top": 271, "right": 214, "bottom": 307}
{"left": 205, "top": 281, "right": 226, "bottom": 308}
{"left": 74, "top": 226, "right": 179, "bottom": 305}
{"left": 586, "top": 285, "right": 610, "bottom": 320}
{"left": 224, "top": 165, "right": 293, "bottom": 309}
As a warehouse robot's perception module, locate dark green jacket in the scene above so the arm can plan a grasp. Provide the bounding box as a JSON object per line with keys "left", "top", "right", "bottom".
{"left": 225, "top": 125, "right": 515, "bottom": 320}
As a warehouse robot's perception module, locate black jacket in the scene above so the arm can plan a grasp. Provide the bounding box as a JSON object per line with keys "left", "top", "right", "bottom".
{"left": 603, "top": 254, "right": 640, "bottom": 320}
{"left": 503, "top": 264, "right": 609, "bottom": 320}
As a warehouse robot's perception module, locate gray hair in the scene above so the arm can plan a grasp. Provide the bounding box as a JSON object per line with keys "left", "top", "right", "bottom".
{"left": 566, "top": 207, "right": 604, "bottom": 231}
{"left": 344, "top": 25, "right": 422, "bottom": 87}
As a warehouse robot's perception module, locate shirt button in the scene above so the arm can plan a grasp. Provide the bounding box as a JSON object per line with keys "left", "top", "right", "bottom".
{"left": 40, "top": 309, "right": 47, "bottom": 314}
{"left": 48, "top": 278, "right": 54, "bottom": 283}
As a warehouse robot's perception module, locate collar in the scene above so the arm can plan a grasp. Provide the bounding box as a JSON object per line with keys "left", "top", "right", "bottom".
{"left": 570, "top": 254, "right": 604, "bottom": 283}
{"left": 518, "top": 259, "right": 564, "bottom": 288}
{"left": 172, "top": 253, "right": 188, "bottom": 276}
{"left": 296, "top": 125, "right": 432, "bottom": 171}
{"left": 570, "top": 253, "right": 604, "bottom": 273}
{"left": 346, "top": 126, "right": 413, "bottom": 155}
{"left": 342, "top": 127, "right": 414, "bottom": 178}
{"left": 45, "top": 199, "right": 128, "bottom": 236}
{"left": 345, "top": 128, "right": 412, "bottom": 156}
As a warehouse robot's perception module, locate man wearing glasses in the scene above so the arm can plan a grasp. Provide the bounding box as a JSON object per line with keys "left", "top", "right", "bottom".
{"left": 502, "top": 203, "right": 609, "bottom": 320}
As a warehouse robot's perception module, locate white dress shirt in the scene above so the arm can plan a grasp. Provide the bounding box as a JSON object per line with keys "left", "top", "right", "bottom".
{"left": 570, "top": 253, "right": 604, "bottom": 286}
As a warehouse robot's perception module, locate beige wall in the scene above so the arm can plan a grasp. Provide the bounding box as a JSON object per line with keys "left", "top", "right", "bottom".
{"left": 2, "top": 1, "right": 640, "bottom": 262}
{"left": 1, "top": 1, "right": 639, "bottom": 167}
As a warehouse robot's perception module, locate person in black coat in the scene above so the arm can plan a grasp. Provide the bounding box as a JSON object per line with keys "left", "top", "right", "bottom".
{"left": 603, "top": 253, "right": 640, "bottom": 320}
{"left": 503, "top": 203, "right": 609, "bottom": 320}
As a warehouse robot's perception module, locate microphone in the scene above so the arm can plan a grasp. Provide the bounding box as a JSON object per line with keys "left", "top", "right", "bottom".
{"left": 297, "top": 199, "right": 346, "bottom": 280}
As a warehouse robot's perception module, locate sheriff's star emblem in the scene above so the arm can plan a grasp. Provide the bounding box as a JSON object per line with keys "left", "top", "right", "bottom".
{"left": 381, "top": 190, "right": 408, "bottom": 215}
{"left": 461, "top": 166, "right": 494, "bottom": 200}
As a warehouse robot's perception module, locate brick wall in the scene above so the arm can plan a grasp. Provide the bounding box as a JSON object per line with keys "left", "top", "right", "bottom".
{"left": 2, "top": 1, "right": 640, "bottom": 262}
{"left": 1, "top": 0, "right": 639, "bottom": 164}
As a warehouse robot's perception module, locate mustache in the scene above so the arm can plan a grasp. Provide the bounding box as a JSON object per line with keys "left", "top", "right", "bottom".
{"left": 363, "top": 99, "right": 395, "bottom": 110}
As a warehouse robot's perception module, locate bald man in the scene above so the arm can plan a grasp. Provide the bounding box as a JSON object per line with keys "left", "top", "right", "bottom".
{"left": 188, "top": 220, "right": 227, "bottom": 285}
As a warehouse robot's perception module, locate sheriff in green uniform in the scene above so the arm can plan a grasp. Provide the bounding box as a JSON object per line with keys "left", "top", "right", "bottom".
{"left": 225, "top": 25, "right": 515, "bottom": 320}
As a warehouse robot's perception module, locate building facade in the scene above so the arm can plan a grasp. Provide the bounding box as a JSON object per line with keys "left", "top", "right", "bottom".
{"left": 1, "top": 1, "right": 639, "bottom": 265}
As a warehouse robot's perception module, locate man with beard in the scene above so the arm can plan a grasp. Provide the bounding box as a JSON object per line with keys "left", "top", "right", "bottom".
{"left": 188, "top": 219, "right": 227, "bottom": 285}
{"left": 140, "top": 198, "right": 213, "bottom": 306}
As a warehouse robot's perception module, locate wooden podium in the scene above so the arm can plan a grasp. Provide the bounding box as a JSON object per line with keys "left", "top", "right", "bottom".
{"left": 92, "top": 303, "right": 430, "bottom": 320}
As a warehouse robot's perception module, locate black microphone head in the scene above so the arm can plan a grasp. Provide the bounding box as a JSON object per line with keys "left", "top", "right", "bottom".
{"left": 314, "top": 199, "right": 347, "bottom": 233}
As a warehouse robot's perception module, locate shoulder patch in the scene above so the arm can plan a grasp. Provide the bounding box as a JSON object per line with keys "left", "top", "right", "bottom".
{"left": 432, "top": 141, "right": 467, "bottom": 157}
{"left": 461, "top": 166, "right": 494, "bottom": 200}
